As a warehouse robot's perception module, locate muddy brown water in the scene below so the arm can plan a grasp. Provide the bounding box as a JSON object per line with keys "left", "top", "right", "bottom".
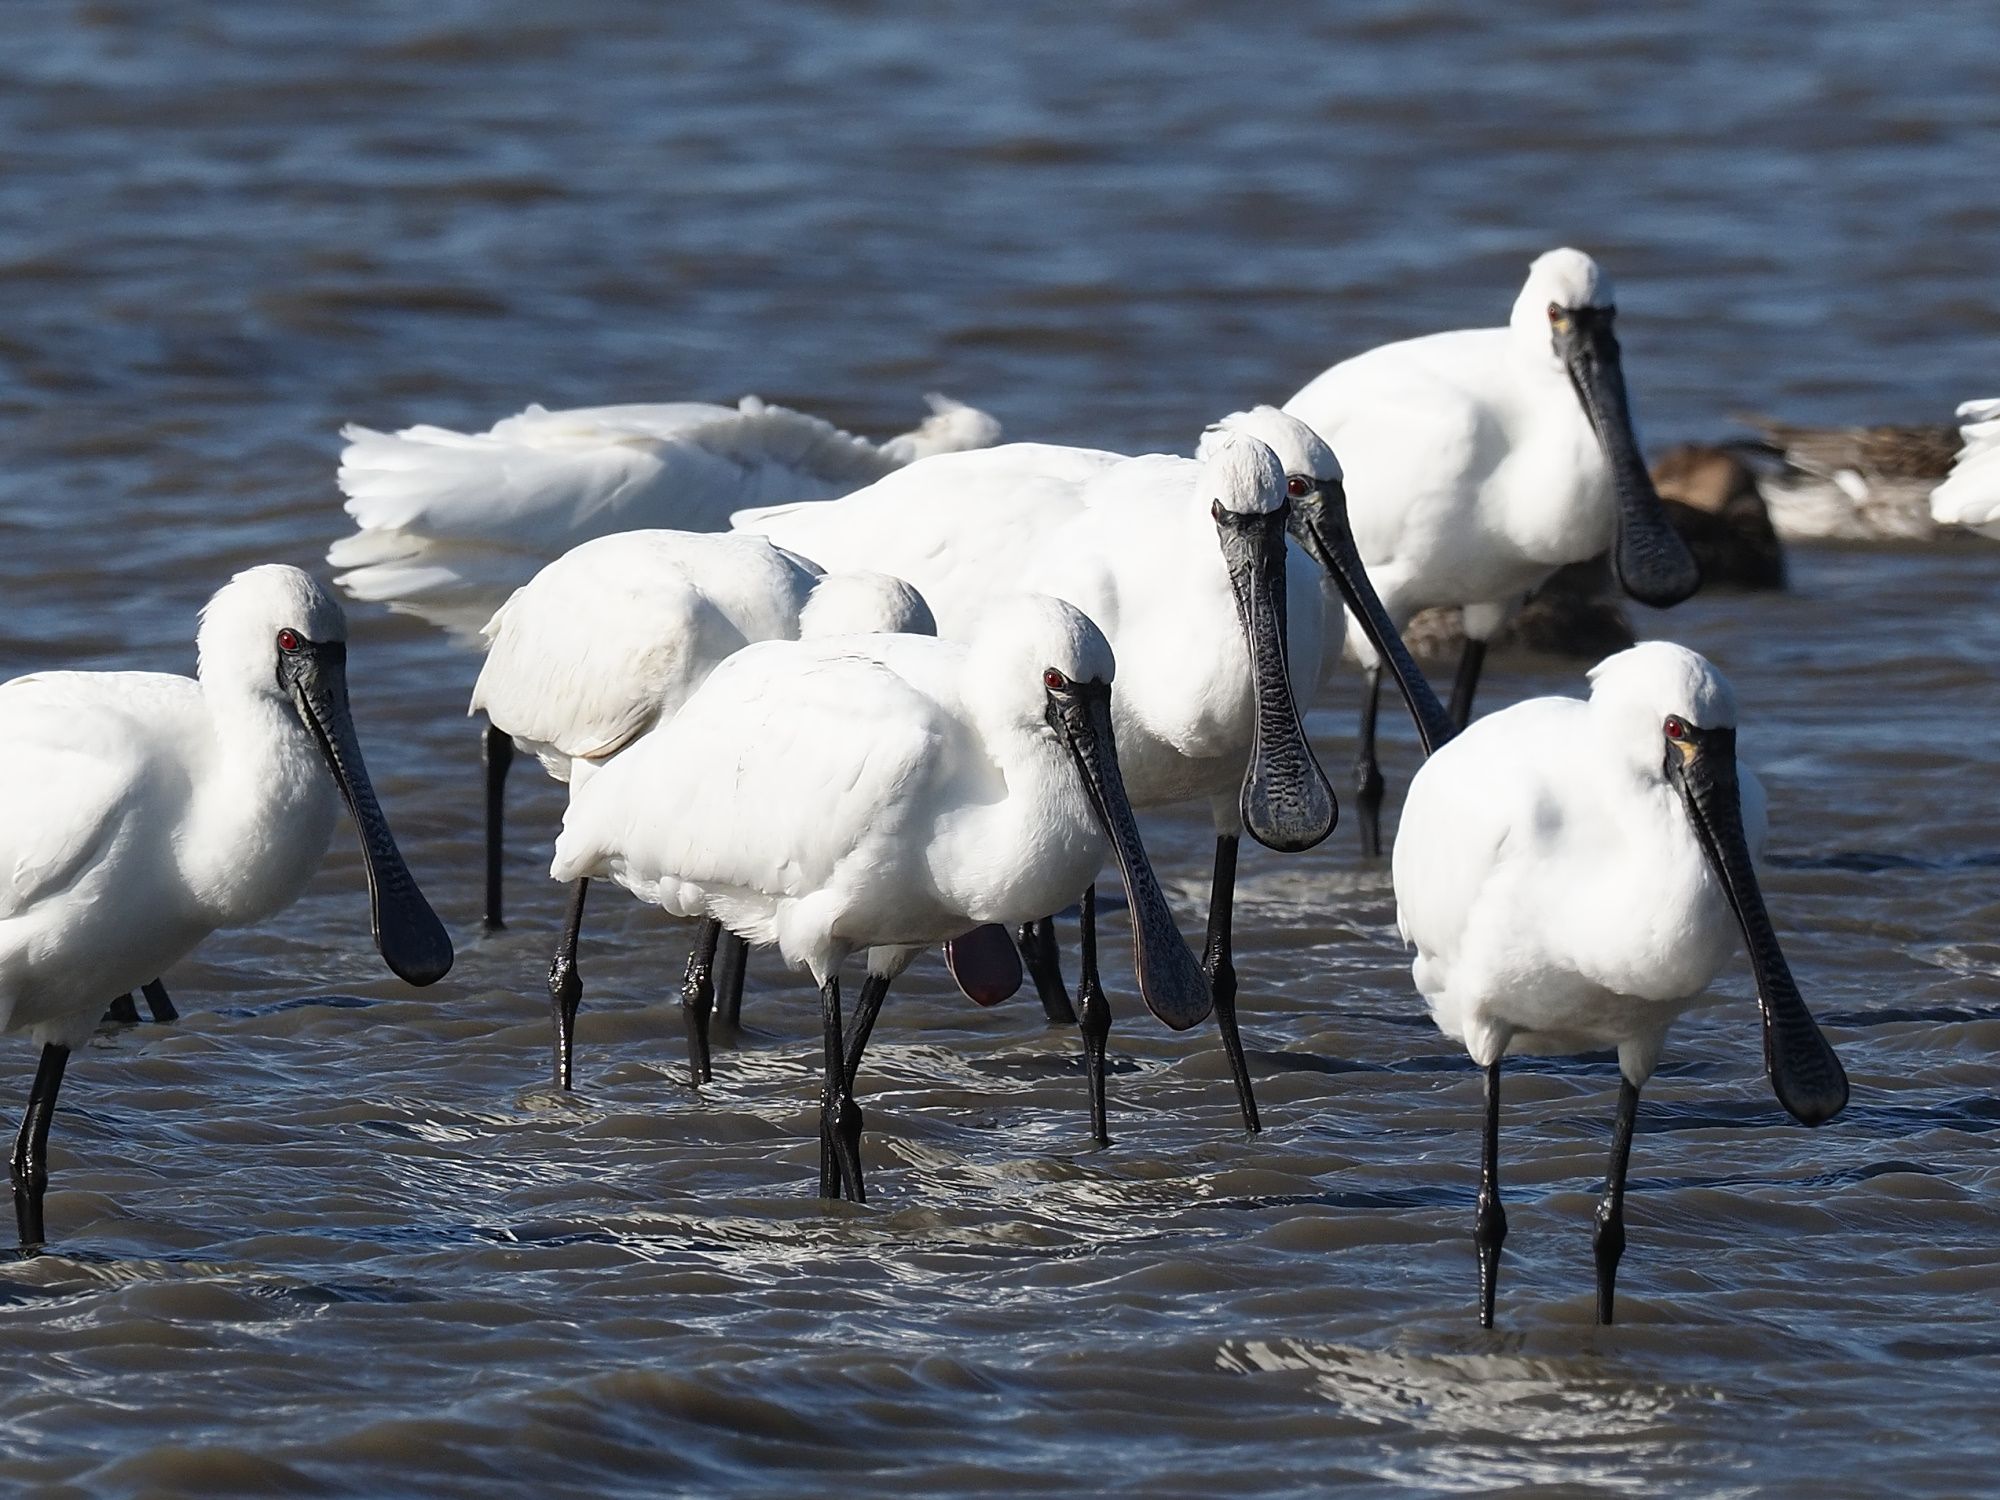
{"left": 1, "top": 4, "right": 1998, "bottom": 1495}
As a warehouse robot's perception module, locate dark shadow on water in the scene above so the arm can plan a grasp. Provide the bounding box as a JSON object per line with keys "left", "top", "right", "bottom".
{"left": 213, "top": 993, "right": 380, "bottom": 1019}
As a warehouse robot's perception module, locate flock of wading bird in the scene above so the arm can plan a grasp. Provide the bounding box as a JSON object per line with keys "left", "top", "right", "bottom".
{"left": 8, "top": 247, "right": 1997, "bottom": 1328}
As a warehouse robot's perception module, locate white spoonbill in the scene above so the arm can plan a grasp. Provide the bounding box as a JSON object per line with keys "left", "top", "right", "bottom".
{"left": 329, "top": 392, "right": 998, "bottom": 931}
{"left": 737, "top": 418, "right": 1449, "bottom": 1141}
{"left": 469, "top": 529, "right": 934, "bottom": 1088}
{"left": 1931, "top": 398, "right": 2000, "bottom": 538}
{"left": 0, "top": 565, "right": 453, "bottom": 1243}
{"left": 1392, "top": 641, "right": 1847, "bottom": 1327}
{"left": 551, "top": 594, "right": 1210, "bottom": 1202}
{"left": 1285, "top": 247, "right": 1701, "bottom": 854}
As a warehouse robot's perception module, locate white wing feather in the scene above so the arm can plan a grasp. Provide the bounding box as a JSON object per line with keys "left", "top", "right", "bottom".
{"left": 1284, "top": 332, "right": 1496, "bottom": 572}
{"left": 552, "top": 641, "right": 951, "bottom": 924}
{"left": 469, "top": 532, "right": 815, "bottom": 774}
{"left": 330, "top": 397, "right": 995, "bottom": 639}
{"left": 0, "top": 674, "right": 187, "bottom": 921}
{"left": 733, "top": 443, "right": 1127, "bottom": 637}
{"left": 1931, "top": 398, "right": 2000, "bottom": 538}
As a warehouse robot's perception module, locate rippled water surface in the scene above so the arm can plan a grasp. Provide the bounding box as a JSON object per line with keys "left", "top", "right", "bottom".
{"left": 2, "top": 3, "right": 1998, "bottom": 1495}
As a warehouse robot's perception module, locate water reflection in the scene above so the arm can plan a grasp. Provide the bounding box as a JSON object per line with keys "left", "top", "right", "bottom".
{"left": 1221, "top": 1338, "right": 1745, "bottom": 1496}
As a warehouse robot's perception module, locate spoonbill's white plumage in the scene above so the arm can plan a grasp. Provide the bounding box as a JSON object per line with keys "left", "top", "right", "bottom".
{"left": 470, "top": 529, "right": 934, "bottom": 1086}
{"left": 0, "top": 565, "right": 452, "bottom": 1243}
{"left": 738, "top": 419, "right": 1445, "bottom": 1139}
{"left": 1392, "top": 641, "right": 1846, "bottom": 1327}
{"left": 1931, "top": 398, "right": 2000, "bottom": 538}
{"left": 552, "top": 593, "right": 1210, "bottom": 1201}
{"left": 329, "top": 394, "right": 997, "bottom": 643}
{"left": 332, "top": 393, "right": 993, "bottom": 933}
{"left": 1284, "top": 248, "right": 1700, "bottom": 853}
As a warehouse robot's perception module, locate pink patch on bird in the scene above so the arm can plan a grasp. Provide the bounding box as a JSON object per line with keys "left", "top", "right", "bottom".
{"left": 943, "top": 924, "right": 1023, "bottom": 1005}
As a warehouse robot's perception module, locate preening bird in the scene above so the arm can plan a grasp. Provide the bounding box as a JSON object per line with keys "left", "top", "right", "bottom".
{"left": 0, "top": 565, "right": 452, "bottom": 1244}
{"left": 329, "top": 394, "right": 996, "bottom": 643}
{"left": 1285, "top": 247, "right": 1701, "bottom": 854}
{"left": 737, "top": 418, "right": 1447, "bottom": 1141}
{"left": 552, "top": 594, "right": 1210, "bottom": 1202}
{"left": 328, "top": 392, "right": 997, "bottom": 930}
{"left": 469, "top": 529, "right": 934, "bottom": 1088}
{"left": 1391, "top": 641, "right": 1847, "bottom": 1326}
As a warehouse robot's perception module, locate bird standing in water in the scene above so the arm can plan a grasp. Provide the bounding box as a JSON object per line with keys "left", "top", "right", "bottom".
{"left": 1285, "top": 248, "right": 1701, "bottom": 855}
{"left": 1392, "top": 641, "right": 1846, "bottom": 1326}
{"left": 328, "top": 392, "right": 998, "bottom": 933}
{"left": 739, "top": 418, "right": 1446, "bottom": 1141}
{"left": 0, "top": 566, "right": 452, "bottom": 1244}
{"left": 553, "top": 594, "right": 1210, "bottom": 1202}
{"left": 470, "top": 528, "right": 934, "bottom": 1088}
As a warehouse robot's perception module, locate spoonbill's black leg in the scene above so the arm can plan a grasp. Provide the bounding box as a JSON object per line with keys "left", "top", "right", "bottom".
{"left": 1594, "top": 1077, "right": 1641, "bottom": 1324}
{"left": 1075, "top": 886, "right": 1111, "bottom": 1147}
{"left": 843, "top": 973, "right": 890, "bottom": 1089}
{"left": 547, "top": 878, "right": 589, "bottom": 1090}
{"left": 714, "top": 932, "right": 748, "bottom": 1030}
{"left": 816, "top": 973, "right": 866, "bottom": 1202}
{"left": 1448, "top": 638, "right": 1488, "bottom": 733}
{"left": 833, "top": 972, "right": 892, "bottom": 1205}
{"left": 141, "top": 980, "right": 178, "bottom": 1023}
{"left": 1354, "top": 664, "right": 1386, "bottom": 858}
{"left": 12, "top": 1044, "right": 70, "bottom": 1248}
{"left": 1203, "top": 834, "right": 1260, "bottom": 1134}
{"left": 681, "top": 918, "right": 720, "bottom": 1086}
{"left": 1014, "top": 917, "right": 1077, "bottom": 1024}
{"left": 103, "top": 979, "right": 178, "bottom": 1029}
{"left": 1476, "top": 1057, "right": 1508, "bottom": 1328}
{"left": 482, "top": 720, "right": 514, "bottom": 933}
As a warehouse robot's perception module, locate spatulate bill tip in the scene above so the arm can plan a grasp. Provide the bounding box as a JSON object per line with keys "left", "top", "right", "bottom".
{"left": 380, "top": 905, "right": 455, "bottom": 988}
{"left": 1615, "top": 528, "right": 1702, "bottom": 609}
{"left": 1769, "top": 1028, "right": 1849, "bottom": 1127}
{"left": 1140, "top": 955, "right": 1213, "bottom": 1032}
{"left": 1241, "top": 780, "right": 1336, "bottom": 854}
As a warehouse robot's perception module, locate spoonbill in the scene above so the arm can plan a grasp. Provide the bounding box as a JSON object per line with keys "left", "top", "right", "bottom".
{"left": 738, "top": 417, "right": 1448, "bottom": 1141}
{"left": 551, "top": 594, "right": 1210, "bottom": 1202}
{"left": 1931, "top": 398, "right": 2000, "bottom": 538}
{"left": 1285, "top": 247, "right": 1701, "bottom": 854}
{"left": 469, "top": 529, "right": 934, "bottom": 1088}
{"left": 0, "top": 565, "right": 453, "bottom": 1244}
{"left": 328, "top": 391, "right": 998, "bottom": 931}
{"left": 1391, "top": 641, "right": 1847, "bottom": 1327}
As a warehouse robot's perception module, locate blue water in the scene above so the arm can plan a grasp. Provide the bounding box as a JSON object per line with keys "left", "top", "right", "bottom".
{"left": 0, "top": 3, "right": 1996, "bottom": 1495}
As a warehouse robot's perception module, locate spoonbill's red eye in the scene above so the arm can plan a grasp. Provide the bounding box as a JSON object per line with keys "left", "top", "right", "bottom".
{"left": 1043, "top": 668, "right": 1067, "bottom": 691}
{"left": 1547, "top": 303, "right": 1565, "bottom": 323}
{"left": 1210, "top": 499, "right": 1226, "bottom": 522}
{"left": 1664, "top": 715, "right": 1686, "bottom": 739}
{"left": 1286, "top": 475, "right": 1311, "bottom": 498}
{"left": 277, "top": 629, "right": 302, "bottom": 653}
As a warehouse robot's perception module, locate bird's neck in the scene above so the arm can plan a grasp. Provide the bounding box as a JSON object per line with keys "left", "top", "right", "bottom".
{"left": 182, "top": 685, "right": 340, "bottom": 926}
{"left": 940, "top": 718, "right": 1105, "bottom": 925}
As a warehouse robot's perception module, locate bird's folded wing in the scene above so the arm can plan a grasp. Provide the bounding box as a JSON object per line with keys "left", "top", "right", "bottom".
{"left": 1390, "top": 719, "right": 1539, "bottom": 956}
{"left": 734, "top": 445, "right": 1120, "bottom": 630}
{"left": 1287, "top": 364, "right": 1487, "bottom": 558}
{"left": 0, "top": 678, "right": 160, "bottom": 920}
{"left": 472, "top": 568, "right": 709, "bottom": 766}
{"left": 555, "top": 644, "right": 950, "bottom": 902}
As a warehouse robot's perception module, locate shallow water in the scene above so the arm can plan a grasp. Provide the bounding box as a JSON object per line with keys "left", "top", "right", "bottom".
{"left": 1, "top": 3, "right": 1998, "bottom": 1495}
